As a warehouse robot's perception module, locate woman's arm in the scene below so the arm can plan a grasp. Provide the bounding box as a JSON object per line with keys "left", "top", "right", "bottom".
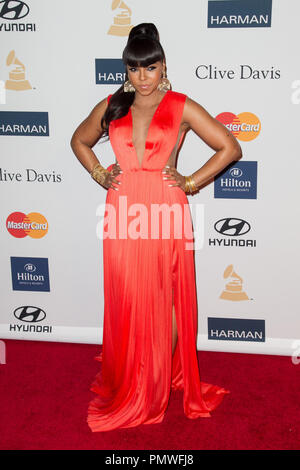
{"left": 182, "top": 96, "right": 242, "bottom": 188}
{"left": 70, "top": 97, "right": 108, "bottom": 173}
{"left": 70, "top": 97, "right": 121, "bottom": 190}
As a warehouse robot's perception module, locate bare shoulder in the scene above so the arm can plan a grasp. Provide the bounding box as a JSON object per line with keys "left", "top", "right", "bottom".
{"left": 182, "top": 96, "right": 214, "bottom": 127}
{"left": 88, "top": 96, "right": 110, "bottom": 120}
{"left": 180, "top": 94, "right": 242, "bottom": 155}
{"left": 79, "top": 95, "right": 110, "bottom": 134}
{"left": 71, "top": 96, "right": 110, "bottom": 145}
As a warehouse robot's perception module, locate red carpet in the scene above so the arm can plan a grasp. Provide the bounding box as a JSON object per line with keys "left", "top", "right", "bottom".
{"left": 0, "top": 339, "right": 299, "bottom": 450}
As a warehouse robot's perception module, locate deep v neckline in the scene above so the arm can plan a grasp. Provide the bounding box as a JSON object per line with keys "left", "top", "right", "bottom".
{"left": 129, "top": 90, "right": 170, "bottom": 169}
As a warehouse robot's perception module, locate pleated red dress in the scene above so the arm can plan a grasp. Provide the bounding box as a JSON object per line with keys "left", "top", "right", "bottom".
{"left": 87, "top": 90, "right": 229, "bottom": 432}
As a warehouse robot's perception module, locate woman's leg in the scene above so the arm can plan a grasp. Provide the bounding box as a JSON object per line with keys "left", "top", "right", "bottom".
{"left": 172, "top": 303, "right": 178, "bottom": 355}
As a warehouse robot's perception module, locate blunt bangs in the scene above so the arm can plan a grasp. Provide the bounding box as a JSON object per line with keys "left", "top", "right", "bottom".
{"left": 122, "top": 37, "right": 165, "bottom": 68}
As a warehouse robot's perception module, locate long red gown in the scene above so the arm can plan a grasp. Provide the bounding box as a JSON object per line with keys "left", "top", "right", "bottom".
{"left": 87, "top": 90, "right": 229, "bottom": 432}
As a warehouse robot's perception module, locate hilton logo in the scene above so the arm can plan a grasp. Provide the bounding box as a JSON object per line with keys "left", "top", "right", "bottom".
{"left": 10, "top": 256, "right": 50, "bottom": 292}
{"left": 214, "top": 161, "right": 257, "bottom": 199}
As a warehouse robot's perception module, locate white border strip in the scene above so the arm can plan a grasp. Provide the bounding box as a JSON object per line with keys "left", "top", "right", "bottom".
{"left": 0, "top": 325, "right": 299, "bottom": 357}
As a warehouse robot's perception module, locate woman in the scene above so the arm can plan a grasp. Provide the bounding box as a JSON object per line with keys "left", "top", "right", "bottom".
{"left": 71, "top": 23, "right": 242, "bottom": 432}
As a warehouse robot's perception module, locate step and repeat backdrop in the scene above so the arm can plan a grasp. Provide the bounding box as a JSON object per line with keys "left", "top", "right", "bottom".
{"left": 1, "top": 0, "right": 299, "bottom": 357}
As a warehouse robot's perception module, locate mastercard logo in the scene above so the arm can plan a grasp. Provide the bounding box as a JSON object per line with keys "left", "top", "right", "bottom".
{"left": 6, "top": 212, "right": 48, "bottom": 239}
{"left": 216, "top": 112, "right": 261, "bottom": 141}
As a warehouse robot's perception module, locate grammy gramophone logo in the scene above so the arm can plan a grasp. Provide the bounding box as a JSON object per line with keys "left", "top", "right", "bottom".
{"left": 219, "top": 264, "right": 249, "bottom": 301}
{"left": 5, "top": 50, "right": 31, "bottom": 91}
{"left": 108, "top": 0, "right": 133, "bottom": 36}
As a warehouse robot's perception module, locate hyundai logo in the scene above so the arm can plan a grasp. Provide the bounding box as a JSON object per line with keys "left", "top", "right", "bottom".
{"left": 214, "top": 218, "right": 251, "bottom": 236}
{"left": 13, "top": 306, "right": 46, "bottom": 323}
{"left": 0, "top": 0, "right": 29, "bottom": 20}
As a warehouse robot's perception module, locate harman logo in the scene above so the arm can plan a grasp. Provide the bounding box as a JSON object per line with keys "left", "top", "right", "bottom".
{"left": 0, "top": 0, "right": 36, "bottom": 32}
{"left": 11, "top": 256, "right": 50, "bottom": 292}
{"left": 208, "top": 0, "right": 272, "bottom": 28}
{"left": 95, "top": 59, "right": 126, "bottom": 85}
{"left": 208, "top": 318, "right": 265, "bottom": 342}
{"left": 0, "top": 111, "right": 49, "bottom": 136}
{"left": 209, "top": 217, "right": 256, "bottom": 248}
{"left": 13, "top": 306, "right": 46, "bottom": 323}
{"left": 214, "top": 161, "right": 257, "bottom": 199}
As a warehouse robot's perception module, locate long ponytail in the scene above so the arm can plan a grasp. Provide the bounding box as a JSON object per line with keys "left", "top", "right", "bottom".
{"left": 101, "top": 23, "right": 166, "bottom": 137}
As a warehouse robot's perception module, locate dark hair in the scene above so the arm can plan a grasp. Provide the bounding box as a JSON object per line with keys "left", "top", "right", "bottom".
{"left": 101, "top": 23, "right": 166, "bottom": 137}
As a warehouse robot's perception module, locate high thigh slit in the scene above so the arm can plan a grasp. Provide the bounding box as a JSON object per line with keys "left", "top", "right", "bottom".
{"left": 171, "top": 289, "right": 178, "bottom": 355}
{"left": 87, "top": 90, "right": 229, "bottom": 432}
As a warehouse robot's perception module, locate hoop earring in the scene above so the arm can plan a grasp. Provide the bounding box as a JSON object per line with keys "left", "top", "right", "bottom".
{"left": 157, "top": 69, "right": 171, "bottom": 92}
{"left": 124, "top": 80, "right": 135, "bottom": 92}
